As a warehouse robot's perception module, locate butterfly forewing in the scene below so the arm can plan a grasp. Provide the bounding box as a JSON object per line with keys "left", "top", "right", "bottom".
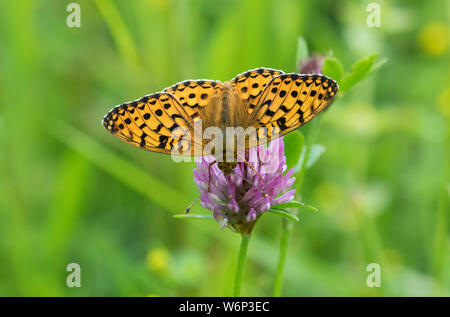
{"left": 103, "top": 92, "right": 196, "bottom": 155}
{"left": 231, "top": 68, "right": 284, "bottom": 115}
{"left": 249, "top": 73, "right": 338, "bottom": 145}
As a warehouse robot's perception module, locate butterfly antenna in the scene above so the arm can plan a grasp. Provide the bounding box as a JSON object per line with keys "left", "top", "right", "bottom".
{"left": 184, "top": 195, "right": 201, "bottom": 214}
{"left": 239, "top": 175, "right": 269, "bottom": 198}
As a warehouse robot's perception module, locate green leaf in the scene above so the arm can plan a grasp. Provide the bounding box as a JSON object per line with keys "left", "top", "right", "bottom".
{"left": 306, "top": 144, "right": 326, "bottom": 169}
{"left": 298, "top": 203, "right": 318, "bottom": 212}
{"left": 294, "top": 142, "right": 326, "bottom": 174}
{"left": 173, "top": 214, "right": 215, "bottom": 220}
{"left": 273, "top": 201, "right": 304, "bottom": 209}
{"left": 284, "top": 130, "right": 305, "bottom": 170}
{"left": 341, "top": 53, "right": 385, "bottom": 93}
{"left": 368, "top": 57, "right": 388, "bottom": 77}
{"left": 296, "top": 37, "right": 309, "bottom": 68}
{"left": 322, "top": 57, "right": 344, "bottom": 85}
{"left": 94, "top": 0, "right": 140, "bottom": 70}
{"left": 268, "top": 208, "right": 300, "bottom": 222}
{"left": 273, "top": 201, "right": 318, "bottom": 212}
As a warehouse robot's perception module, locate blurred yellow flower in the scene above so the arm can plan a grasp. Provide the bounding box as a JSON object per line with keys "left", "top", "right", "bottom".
{"left": 146, "top": 248, "right": 170, "bottom": 272}
{"left": 418, "top": 22, "right": 449, "bottom": 56}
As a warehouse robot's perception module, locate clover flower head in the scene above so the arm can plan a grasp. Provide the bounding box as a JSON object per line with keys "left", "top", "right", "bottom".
{"left": 193, "top": 137, "right": 296, "bottom": 234}
{"left": 299, "top": 53, "right": 324, "bottom": 74}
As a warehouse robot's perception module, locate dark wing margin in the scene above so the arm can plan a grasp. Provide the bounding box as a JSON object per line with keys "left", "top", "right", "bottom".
{"left": 102, "top": 92, "right": 200, "bottom": 155}
{"left": 247, "top": 73, "right": 338, "bottom": 146}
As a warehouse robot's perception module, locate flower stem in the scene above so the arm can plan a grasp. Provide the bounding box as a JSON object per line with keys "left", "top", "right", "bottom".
{"left": 273, "top": 117, "right": 323, "bottom": 296}
{"left": 233, "top": 233, "right": 251, "bottom": 297}
{"left": 273, "top": 218, "right": 291, "bottom": 296}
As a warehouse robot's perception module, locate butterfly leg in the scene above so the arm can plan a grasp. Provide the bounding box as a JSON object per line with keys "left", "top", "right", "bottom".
{"left": 243, "top": 160, "right": 263, "bottom": 181}
{"left": 236, "top": 153, "right": 268, "bottom": 198}
{"left": 207, "top": 160, "right": 217, "bottom": 192}
{"left": 185, "top": 160, "right": 216, "bottom": 213}
{"left": 242, "top": 160, "right": 268, "bottom": 198}
{"left": 185, "top": 160, "right": 217, "bottom": 213}
{"left": 237, "top": 153, "right": 267, "bottom": 185}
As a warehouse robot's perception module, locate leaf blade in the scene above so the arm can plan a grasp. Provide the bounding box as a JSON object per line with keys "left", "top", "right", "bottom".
{"left": 322, "top": 57, "right": 344, "bottom": 84}
{"left": 284, "top": 130, "right": 305, "bottom": 171}
{"left": 268, "top": 208, "right": 300, "bottom": 222}
{"left": 296, "top": 36, "right": 309, "bottom": 68}
{"left": 341, "top": 53, "right": 378, "bottom": 93}
{"left": 173, "top": 214, "right": 215, "bottom": 220}
{"left": 306, "top": 144, "right": 326, "bottom": 169}
{"left": 273, "top": 201, "right": 318, "bottom": 212}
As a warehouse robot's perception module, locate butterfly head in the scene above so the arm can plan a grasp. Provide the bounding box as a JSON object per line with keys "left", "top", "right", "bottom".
{"left": 217, "top": 161, "right": 238, "bottom": 175}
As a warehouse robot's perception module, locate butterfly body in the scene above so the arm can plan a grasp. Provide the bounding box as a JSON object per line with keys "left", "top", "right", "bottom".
{"left": 197, "top": 81, "right": 249, "bottom": 130}
{"left": 199, "top": 81, "right": 253, "bottom": 166}
{"left": 102, "top": 68, "right": 338, "bottom": 174}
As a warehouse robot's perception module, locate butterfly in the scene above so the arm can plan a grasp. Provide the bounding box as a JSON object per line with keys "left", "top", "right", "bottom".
{"left": 102, "top": 68, "right": 338, "bottom": 174}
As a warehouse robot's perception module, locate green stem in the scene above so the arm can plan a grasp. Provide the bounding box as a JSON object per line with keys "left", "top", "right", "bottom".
{"left": 273, "top": 219, "right": 292, "bottom": 296}
{"left": 233, "top": 233, "right": 251, "bottom": 297}
{"left": 273, "top": 117, "right": 323, "bottom": 296}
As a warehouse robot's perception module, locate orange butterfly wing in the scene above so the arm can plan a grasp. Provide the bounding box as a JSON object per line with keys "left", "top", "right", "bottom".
{"left": 230, "top": 68, "right": 284, "bottom": 115}
{"left": 249, "top": 73, "right": 338, "bottom": 144}
{"left": 103, "top": 92, "right": 196, "bottom": 155}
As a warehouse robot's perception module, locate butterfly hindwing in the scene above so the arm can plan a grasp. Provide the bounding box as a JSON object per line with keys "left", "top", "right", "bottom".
{"left": 103, "top": 92, "right": 197, "bottom": 155}
{"left": 250, "top": 73, "right": 338, "bottom": 144}
{"left": 163, "top": 79, "right": 225, "bottom": 121}
{"left": 231, "top": 68, "right": 284, "bottom": 115}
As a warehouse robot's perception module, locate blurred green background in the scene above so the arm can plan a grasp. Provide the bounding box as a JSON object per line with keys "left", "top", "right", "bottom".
{"left": 0, "top": 0, "right": 448, "bottom": 296}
